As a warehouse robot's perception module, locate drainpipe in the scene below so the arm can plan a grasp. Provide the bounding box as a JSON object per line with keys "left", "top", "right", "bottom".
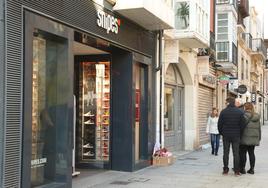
{"left": 155, "top": 30, "right": 163, "bottom": 146}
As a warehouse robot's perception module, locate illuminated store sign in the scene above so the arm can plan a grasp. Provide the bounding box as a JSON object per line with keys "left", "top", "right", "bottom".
{"left": 97, "top": 9, "right": 121, "bottom": 34}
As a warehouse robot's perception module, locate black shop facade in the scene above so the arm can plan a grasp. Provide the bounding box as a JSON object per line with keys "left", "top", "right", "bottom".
{"left": 2, "top": 1, "right": 156, "bottom": 187}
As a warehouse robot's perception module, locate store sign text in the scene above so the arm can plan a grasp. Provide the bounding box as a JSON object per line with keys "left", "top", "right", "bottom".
{"left": 97, "top": 9, "right": 120, "bottom": 34}
{"left": 31, "top": 158, "right": 47, "bottom": 168}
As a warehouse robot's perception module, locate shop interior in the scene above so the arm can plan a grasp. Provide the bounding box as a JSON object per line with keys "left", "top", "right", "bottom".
{"left": 72, "top": 40, "right": 111, "bottom": 178}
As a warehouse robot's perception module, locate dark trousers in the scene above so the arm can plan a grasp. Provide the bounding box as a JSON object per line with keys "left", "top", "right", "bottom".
{"left": 223, "top": 137, "right": 240, "bottom": 172}
{"left": 210, "top": 134, "right": 220, "bottom": 154}
{"left": 239, "top": 145, "right": 255, "bottom": 170}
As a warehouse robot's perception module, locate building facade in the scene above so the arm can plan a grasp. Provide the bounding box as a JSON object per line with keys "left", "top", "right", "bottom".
{"left": 0, "top": 0, "right": 174, "bottom": 187}
{"left": 164, "top": 0, "right": 211, "bottom": 149}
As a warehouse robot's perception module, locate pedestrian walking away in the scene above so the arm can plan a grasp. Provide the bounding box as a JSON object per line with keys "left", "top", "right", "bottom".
{"left": 218, "top": 97, "right": 246, "bottom": 176}
{"left": 206, "top": 107, "right": 220, "bottom": 156}
{"left": 239, "top": 102, "right": 261, "bottom": 175}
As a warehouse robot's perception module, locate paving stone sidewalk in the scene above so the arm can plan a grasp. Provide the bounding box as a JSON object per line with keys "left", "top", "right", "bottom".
{"left": 73, "top": 122, "right": 268, "bottom": 188}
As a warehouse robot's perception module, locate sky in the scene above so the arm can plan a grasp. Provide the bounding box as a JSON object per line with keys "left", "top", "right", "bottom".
{"left": 249, "top": 0, "right": 268, "bottom": 38}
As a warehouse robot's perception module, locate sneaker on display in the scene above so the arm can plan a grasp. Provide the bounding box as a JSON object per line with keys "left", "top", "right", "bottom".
{"left": 84, "top": 119, "right": 94, "bottom": 125}
{"left": 83, "top": 151, "right": 94, "bottom": 156}
{"left": 83, "top": 143, "right": 93, "bottom": 148}
{"left": 84, "top": 111, "right": 94, "bottom": 117}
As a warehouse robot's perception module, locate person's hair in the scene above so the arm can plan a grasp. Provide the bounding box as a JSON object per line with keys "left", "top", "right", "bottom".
{"left": 226, "top": 97, "right": 235, "bottom": 105}
{"left": 244, "top": 102, "right": 254, "bottom": 115}
{"left": 210, "top": 107, "right": 218, "bottom": 118}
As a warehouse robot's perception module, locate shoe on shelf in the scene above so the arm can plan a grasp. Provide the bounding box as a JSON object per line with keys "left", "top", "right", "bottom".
{"left": 83, "top": 143, "right": 93, "bottom": 148}
{"left": 247, "top": 169, "right": 254, "bottom": 174}
{"left": 83, "top": 151, "right": 94, "bottom": 156}
{"left": 84, "top": 111, "right": 94, "bottom": 117}
{"left": 240, "top": 168, "right": 246, "bottom": 174}
{"left": 84, "top": 119, "right": 94, "bottom": 125}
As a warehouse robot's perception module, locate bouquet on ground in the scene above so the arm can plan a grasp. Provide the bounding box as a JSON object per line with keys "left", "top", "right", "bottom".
{"left": 153, "top": 143, "right": 172, "bottom": 157}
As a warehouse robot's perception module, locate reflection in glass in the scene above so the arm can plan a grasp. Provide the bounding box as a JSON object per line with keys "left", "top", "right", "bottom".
{"left": 164, "top": 87, "right": 174, "bottom": 131}
{"left": 175, "top": 1, "right": 190, "bottom": 30}
{"left": 31, "top": 31, "right": 70, "bottom": 187}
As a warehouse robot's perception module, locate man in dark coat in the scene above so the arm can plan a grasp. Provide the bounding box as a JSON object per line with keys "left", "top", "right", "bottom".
{"left": 218, "top": 97, "right": 246, "bottom": 176}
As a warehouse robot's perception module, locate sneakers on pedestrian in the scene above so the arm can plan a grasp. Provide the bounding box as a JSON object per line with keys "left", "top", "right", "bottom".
{"left": 240, "top": 168, "right": 246, "bottom": 174}
{"left": 222, "top": 167, "right": 229, "bottom": 175}
{"left": 247, "top": 169, "right": 254, "bottom": 174}
{"left": 234, "top": 172, "right": 241, "bottom": 176}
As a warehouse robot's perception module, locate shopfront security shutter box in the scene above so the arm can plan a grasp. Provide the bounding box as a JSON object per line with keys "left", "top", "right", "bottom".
{"left": 152, "top": 156, "right": 174, "bottom": 166}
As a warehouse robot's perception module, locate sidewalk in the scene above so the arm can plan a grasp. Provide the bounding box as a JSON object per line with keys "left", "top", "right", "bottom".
{"left": 73, "top": 122, "right": 268, "bottom": 188}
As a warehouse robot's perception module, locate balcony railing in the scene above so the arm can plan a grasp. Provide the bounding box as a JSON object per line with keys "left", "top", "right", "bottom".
{"left": 242, "top": 33, "right": 252, "bottom": 49}
{"left": 238, "top": 0, "right": 249, "bottom": 17}
{"left": 252, "top": 38, "right": 267, "bottom": 59}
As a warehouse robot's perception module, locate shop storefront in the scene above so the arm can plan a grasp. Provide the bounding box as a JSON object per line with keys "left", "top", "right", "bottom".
{"left": 197, "top": 71, "right": 216, "bottom": 146}
{"left": 2, "top": 1, "right": 157, "bottom": 187}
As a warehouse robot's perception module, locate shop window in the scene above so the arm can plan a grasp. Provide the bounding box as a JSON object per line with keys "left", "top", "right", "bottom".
{"left": 164, "top": 87, "right": 175, "bottom": 131}
{"left": 31, "top": 30, "right": 69, "bottom": 187}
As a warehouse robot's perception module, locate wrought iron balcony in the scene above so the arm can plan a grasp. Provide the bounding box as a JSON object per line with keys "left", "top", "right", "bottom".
{"left": 252, "top": 38, "right": 267, "bottom": 59}
{"left": 241, "top": 33, "right": 252, "bottom": 50}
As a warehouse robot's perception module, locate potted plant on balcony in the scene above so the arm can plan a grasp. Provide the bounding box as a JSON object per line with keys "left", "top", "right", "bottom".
{"left": 176, "top": 2, "right": 189, "bottom": 29}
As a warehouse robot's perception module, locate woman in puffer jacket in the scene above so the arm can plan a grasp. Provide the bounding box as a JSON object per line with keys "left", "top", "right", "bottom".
{"left": 239, "top": 102, "right": 261, "bottom": 175}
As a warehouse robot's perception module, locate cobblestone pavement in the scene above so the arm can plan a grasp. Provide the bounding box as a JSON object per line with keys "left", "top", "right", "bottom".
{"left": 73, "top": 122, "right": 268, "bottom": 188}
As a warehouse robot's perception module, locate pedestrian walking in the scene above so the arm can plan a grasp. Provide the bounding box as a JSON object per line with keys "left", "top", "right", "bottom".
{"left": 206, "top": 108, "right": 220, "bottom": 156}
{"left": 239, "top": 102, "right": 261, "bottom": 175}
{"left": 218, "top": 97, "right": 246, "bottom": 176}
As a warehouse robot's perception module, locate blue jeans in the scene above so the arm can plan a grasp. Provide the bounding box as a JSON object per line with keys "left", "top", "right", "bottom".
{"left": 210, "top": 134, "right": 220, "bottom": 155}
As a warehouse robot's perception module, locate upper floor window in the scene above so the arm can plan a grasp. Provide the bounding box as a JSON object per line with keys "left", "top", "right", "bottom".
{"left": 216, "top": 0, "right": 229, "bottom": 4}
{"left": 175, "top": 1, "right": 190, "bottom": 30}
{"left": 164, "top": 0, "right": 173, "bottom": 8}
{"left": 217, "top": 13, "right": 228, "bottom": 40}
{"left": 241, "top": 57, "right": 244, "bottom": 80}
{"left": 216, "top": 42, "right": 229, "bottom": 61}
{"left": 246, "top": 60, "right": 249, "bottom": 79}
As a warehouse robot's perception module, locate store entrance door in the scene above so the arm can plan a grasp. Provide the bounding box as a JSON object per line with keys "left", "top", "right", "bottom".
{"left": 73, "top": 41, "right": 112, "bottom": 170}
